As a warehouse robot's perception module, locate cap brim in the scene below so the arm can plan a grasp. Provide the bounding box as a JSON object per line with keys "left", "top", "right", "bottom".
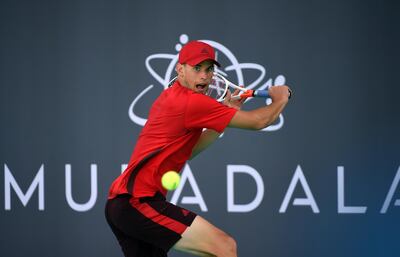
{"left": 186, "top": 56, "right": 221, "bottom": 67}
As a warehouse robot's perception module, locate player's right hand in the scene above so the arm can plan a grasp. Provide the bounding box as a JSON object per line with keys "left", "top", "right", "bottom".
{"left": 268, "top": 85, "right": 292, "bottom": 102}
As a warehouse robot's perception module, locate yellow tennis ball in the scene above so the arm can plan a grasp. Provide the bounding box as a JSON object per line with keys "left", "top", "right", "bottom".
{"left": 161, "top": 171, "right": 180, "bottom": 190}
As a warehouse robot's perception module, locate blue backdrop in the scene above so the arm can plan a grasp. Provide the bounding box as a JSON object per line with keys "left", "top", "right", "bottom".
{"left": 1, "top": 0, "right": 399, "bottom": 256}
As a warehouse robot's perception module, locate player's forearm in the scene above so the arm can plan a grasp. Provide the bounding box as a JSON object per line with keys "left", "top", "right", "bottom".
{"left": 190, "top": 129, "right": 221, "bottom": 159}
{"left": 228, "top": 98, "right": 288, "bottom": 130}
{"left": 252, "top": 99, "right": 288, "bottom": 129}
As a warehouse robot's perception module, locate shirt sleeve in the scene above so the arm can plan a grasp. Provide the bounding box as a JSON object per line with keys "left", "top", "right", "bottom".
{"left": 185, "top": 93, "right": 237, "bottom": 133}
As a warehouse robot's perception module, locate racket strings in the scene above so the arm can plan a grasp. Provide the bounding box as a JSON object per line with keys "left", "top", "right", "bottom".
{"left": 206, "top": 76, "right": 230, "bottom": 101}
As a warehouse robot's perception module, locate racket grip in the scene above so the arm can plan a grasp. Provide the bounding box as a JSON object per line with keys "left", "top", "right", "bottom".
{"left": 253, "top": 90, "right": 269, "bottom": 98}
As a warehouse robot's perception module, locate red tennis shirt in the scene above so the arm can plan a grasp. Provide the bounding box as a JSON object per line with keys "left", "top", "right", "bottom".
{"left": 108, "top": 81, "right": 237, "bottom": 199}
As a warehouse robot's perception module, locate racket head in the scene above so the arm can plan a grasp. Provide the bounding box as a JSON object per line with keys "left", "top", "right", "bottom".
{"left": 209, "top": 73, "right": 249, "bottom": 101}
{"left": 205, "top": 73, "right": 230, "bottom": 102}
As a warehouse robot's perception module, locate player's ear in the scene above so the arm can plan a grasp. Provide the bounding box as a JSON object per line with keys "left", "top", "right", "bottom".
{"left": 176, "top": 63, "right": 184, "bottom": 76}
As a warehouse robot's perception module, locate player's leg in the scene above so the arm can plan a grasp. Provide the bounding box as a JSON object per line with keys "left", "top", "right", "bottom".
{"left": 106, "top": 193, "right": 236, "bottom": 256}
{"left": 105, "top": 195, "right": 168, "bottom": 257}
{"left": 176, "top": 249, "right": 214, "bottom": 257}
{"left": 131, "top": 195, "right": 237, "bottom": 256}
{"left": 173, "top": 215, "right": 237, "bottom": 257}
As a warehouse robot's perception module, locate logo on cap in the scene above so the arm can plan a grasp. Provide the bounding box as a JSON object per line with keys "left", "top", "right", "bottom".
{"left": 201, "top": 48, "right": 209, "bottom": 54}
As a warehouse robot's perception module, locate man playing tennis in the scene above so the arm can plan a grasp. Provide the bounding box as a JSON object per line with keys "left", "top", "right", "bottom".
{"left": 105, "top": 40, "right": 291, "bottom": 257}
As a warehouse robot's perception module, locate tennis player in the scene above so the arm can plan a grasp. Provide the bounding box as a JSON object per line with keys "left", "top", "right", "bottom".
{"left": 105, "top": 40, "right": 291, "bottom": 257}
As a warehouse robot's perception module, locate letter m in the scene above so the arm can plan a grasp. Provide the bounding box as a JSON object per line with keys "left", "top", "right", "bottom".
{"left": 4, "top": 164, "right": 44, "bottom": 210}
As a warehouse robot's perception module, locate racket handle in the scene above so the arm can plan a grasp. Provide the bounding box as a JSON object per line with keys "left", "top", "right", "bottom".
{"left": 253, "top": 90, "right": 269, "bottom": 98}
{"left": 231, "top": 89, "right": 270, "bottom": 100}
{"left": 232, "top": 89, "right": 291, "bottom": 100}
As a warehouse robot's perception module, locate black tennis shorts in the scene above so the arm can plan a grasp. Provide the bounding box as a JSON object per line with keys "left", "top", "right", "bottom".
{"left": 105, "top": 192, "right": 197, "bottom": 257}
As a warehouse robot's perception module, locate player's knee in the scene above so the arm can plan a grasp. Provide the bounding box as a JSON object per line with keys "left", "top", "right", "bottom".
{"left": 226, "top": 236, "right": 237, "bottom": 255}
{"left": 219, "top": 234, "right": 237, "bottom": 255}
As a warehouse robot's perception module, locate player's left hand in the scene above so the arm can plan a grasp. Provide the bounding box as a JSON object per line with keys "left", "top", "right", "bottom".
{"left": 223, "top": 88, "right": 245, "bottom": 110}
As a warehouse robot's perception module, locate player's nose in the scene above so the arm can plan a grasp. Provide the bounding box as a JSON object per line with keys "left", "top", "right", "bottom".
{"left": 199, "top": 70, "right": 209, "bottom": 80}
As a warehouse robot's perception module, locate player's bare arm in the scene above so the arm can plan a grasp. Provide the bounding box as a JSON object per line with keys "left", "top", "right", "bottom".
{"left": 190, "top": 129, "right": 221, "bottom": 159}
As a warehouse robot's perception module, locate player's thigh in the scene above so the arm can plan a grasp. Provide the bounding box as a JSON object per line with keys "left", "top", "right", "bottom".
{"left": 173, "top": 215, "right": 234, "bottom": 254}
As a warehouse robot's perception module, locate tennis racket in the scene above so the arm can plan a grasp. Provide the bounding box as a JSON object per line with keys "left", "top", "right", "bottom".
{"left": 168, "top": 73, "right": 291, "bottom": 102}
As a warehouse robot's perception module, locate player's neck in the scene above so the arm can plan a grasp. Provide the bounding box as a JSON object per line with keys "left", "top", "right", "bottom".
{"left": 177, "top": 78, "right": 190, "bottom": 90}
